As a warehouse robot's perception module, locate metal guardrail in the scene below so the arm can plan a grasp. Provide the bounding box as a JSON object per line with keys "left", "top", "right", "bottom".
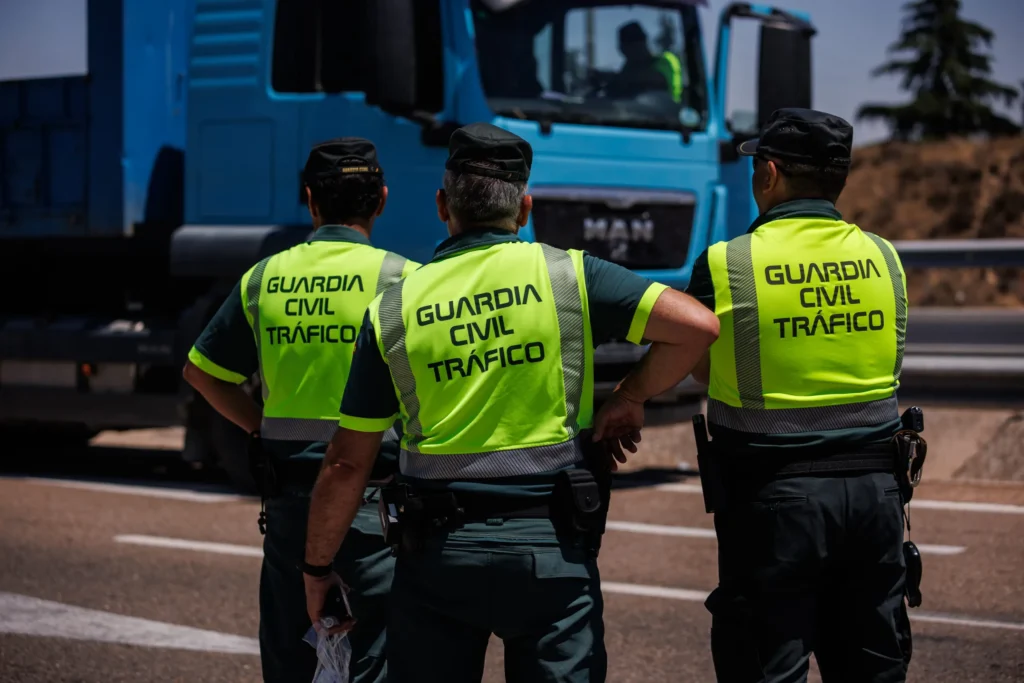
{"left": 594, "top": 307, "right": 1024, "bottom": 400}
{"left": 891, "top": 238, "right": 1024, "bottom": 268}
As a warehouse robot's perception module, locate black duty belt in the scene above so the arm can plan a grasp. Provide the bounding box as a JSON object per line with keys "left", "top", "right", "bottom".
{"left": 407, "top": 491, "right": 554, "bottom": 523}
{"left": 721, "top": 443, "right": 897, "bottom": 480}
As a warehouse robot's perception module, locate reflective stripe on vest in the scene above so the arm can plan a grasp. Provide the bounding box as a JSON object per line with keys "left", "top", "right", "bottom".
{"left": 706, "top": 219, "right": 907, "bottom": 434}
{"left": 242, "top": 242, "right": 409, "bottom": 441}
{"left": 373, "top": 241, "right": 593, "bottom": 477}
{"left": 654, "top": 51, "right": 683, "bottom": 103}
{"left": 400, "top": 438, "right": 583, "bottom": 480}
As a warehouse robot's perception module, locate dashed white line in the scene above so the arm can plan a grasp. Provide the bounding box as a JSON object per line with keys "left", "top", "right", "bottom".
{"left": 653, "top": 483, "right": 706, "bottom": 494}
{"left": 602, "top": 582, "right": 708, "bottom": 602}
{"left": 605, "top": 521, "right": 716, "bottom": 538}
{"left": 911, "top": 613, "right": 1024, "bottom": 631}
{"left": 0, "top": 592, "right": 259, "bottom": 654}
{"left": 911, "top": 500, "right": 1024, "bottom": 515}
{"left": 21, "top": 478, "right": 246, "bottom": 503}
{"left": 114, "top": 534, "right": 1018, "bottom": 632}
{"left": 654, "top": 482, "right": 1024, "bottom": 515}
{"left": 601, "top": 583, "right": 1024, "bottom": 631}
{"left": 115, "top": 534, "right": 263, "bottom": 557}
{"left": 604, "top": 521, "right": 965, "bottom": 555}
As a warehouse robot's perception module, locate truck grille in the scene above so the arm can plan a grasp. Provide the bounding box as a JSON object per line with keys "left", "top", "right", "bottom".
{"left": 529, "top": 187, "right": 695, "bottom": 270}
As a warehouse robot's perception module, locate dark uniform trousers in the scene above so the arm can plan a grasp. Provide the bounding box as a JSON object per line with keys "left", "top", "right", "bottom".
{"left": 706, "top": 471, "right": 913, "bottom": 683}
{"left": 259, "top": 494, "right": 394, "bottom": 683}
{"left": 386, "top": 518, "right": 607, "bottom": 683}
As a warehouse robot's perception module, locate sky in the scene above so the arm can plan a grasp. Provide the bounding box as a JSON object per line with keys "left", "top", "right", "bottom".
{"left": 0, "top": 0, "right": 1021, "bottom": 145}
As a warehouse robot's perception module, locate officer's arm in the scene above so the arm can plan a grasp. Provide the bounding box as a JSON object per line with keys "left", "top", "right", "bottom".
{"left": 683, "top": 249, "right": 715, "bottom": 387}
{"left": 305, "top": 427, "right": 383, "bottom": 567}
{"left": 182, "top": 282, "right": 261, "bottom": 434}
{"left": 183, "top": 362, "right": 261, "bottom": 434}
{"left": 306, "top": 313, "right": 398, "bottom": 566}
{"left": 617, "top": 289, "right": 719, "bottom": 402}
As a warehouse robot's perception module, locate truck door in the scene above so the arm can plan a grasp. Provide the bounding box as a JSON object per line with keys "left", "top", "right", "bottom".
{"left": 714, "top": 4, "right": 815, "bottom": 240}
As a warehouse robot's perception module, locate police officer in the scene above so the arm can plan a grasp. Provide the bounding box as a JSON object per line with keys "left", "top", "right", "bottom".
{"left": 301, "top": 122, "right": 719, "bottom": 683}
{"left": 685, "top": 109, "right": 914, "bottom": 682}
{"left": 182, "top": 138, "right": 418, "bottom": 683}
{"left": 608, "top": 21, "right": 683, "bottom": 103}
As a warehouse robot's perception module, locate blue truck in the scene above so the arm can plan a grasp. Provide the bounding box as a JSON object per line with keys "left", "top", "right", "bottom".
{"left": 0, "top": 0, "right": 814, "bottom": 487}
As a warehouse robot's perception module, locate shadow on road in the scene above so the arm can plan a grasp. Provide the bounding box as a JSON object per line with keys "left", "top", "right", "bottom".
{"left": 0, "top": 440, "right": 234, "bottom": 493}
{"left": 612, "top": 467, "right": 699, "bottom": 491}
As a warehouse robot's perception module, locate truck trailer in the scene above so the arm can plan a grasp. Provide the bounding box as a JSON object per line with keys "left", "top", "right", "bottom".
{"left": 0, "top": 0, "right": 815, "bottom": 489}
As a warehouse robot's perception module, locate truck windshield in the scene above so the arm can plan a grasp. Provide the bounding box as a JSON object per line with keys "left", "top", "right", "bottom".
{"left": 471, "top": 1, "right": 709, "bottom": 133}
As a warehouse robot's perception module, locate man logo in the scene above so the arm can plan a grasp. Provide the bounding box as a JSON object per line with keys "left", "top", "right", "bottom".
{"left": 583, "top": 217, "right": 655, "bottom": 243}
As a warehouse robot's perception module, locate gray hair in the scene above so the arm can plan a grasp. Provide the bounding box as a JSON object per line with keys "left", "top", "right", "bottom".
{"left": 442, "top": 162, "right": 527, "bottom": 228}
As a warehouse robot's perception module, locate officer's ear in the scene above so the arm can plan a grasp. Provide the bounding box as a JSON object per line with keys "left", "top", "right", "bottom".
{"left": 517, "top": 193, "right": 533, "bottom": 228}
{"left": 436, "top": 189, "right": 450, "bottom": 223}
{"left": 763, "top": 159, "right": 783, "bottom": 194}
{"left": 376, "top": 185, "right": 389, "bottom": 217}
{"left": 305, "top": 186, "right": 319, "bottom": 222}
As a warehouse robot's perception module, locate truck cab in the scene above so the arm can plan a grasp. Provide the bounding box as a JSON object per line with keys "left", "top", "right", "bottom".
{"left": 175, "top": 0, "right": 815, "bottom": 392}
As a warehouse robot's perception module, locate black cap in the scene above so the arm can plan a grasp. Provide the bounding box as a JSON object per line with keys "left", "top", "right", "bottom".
{"left": 737, "top": 108, "right": 853, "bottom": 168}
{"left": 303, "top": 137, "right": 382, "bottom": 183}
{"left": 445, "top": 123, "right": 532, "bottom": 182}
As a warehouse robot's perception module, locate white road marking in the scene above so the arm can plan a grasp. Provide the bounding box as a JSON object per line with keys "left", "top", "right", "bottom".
{"left": 605, "top": 521, "right": 965, "bottom": 555}
{"left": 113, "top": 534, "right": 1017, "bottom": 633}
{"left": 0, "top": 592, "right": 259, "bottom": 654}
{"left": 21, "top": 477, "right": 246, "bottom": 503}
{"left": 911, "top": 500, "right": 1024, "bottom": 515}
{"left": 603, "top": 582, "right": 709, "bottom": 602}
{"left": 115, "top": 535, "right": 263, "bottom": 557}
{"left": 601, "top": 583, "right": 1024, "bottom": 631}
{"left": 911, "top": 613, "right": 1024, "bottom": 632}
{"left": 655, "top": 483, "right": 1024, "bottom": 515}
{"left": 606, "top": 520, "right": 716, "bottom": 538}
{"left": 653, "top": 483, "right": 705, "bottom": 494}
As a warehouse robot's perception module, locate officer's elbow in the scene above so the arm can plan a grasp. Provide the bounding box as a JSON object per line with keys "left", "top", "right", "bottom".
{"left": 182, "top": 360, "right": 205, "bottom": 390}
{"left": 691, "top": 307, "right": 720, "bottom": 347}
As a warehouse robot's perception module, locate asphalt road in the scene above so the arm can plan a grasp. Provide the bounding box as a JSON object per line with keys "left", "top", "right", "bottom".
{"left": 1, "top": 445, "right": 1022, "bottom": 683}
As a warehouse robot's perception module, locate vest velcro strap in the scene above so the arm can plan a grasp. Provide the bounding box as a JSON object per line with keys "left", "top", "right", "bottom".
{"left": 261, "top": 417, "right": 338, "bottom": 442}
{"left": 707, "top": 396, "right": 899, "bottom": 434}
{"left": 400, "top": 438, "right": 584, "bottom": 480}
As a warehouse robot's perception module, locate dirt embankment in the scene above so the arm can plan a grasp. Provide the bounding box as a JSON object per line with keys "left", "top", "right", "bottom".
{"left": 836, "top": 137, "right": 1024, "bottom": 307}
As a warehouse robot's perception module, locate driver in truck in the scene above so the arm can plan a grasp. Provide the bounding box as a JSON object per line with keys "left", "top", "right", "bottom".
{"left": 182, "top": 138, "right": 419, "bottom": 683}
{"left": 606, "top": 21, "right": 683, "bottom": 103}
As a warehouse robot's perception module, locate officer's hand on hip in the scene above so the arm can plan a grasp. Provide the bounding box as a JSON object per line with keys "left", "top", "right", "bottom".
{"left": 304, "top": 571, "right": 356, "bottom": 636}
{"left": 593, "top": 390, "right": 644, "bottom": 471}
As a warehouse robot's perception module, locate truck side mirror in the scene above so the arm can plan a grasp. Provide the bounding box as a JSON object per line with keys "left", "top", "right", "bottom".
{"left": 757, "top": 22, "right": 814, "bottom": 128}
{"left": 366, "top": 0, "right": 444, "bottom": 118}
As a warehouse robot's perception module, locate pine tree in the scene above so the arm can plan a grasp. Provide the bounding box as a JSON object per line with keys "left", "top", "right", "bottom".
{"left": 857, "top": 0, "right": 1019, "bottom": 140}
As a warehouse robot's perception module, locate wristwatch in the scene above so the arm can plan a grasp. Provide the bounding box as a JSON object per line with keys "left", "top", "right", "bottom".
{"left": 297, "top": 559, "right": 333, "bottom": 578}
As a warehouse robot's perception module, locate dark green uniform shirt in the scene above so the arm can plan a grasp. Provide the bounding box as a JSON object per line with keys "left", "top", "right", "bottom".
{"left": 190, "top": 225, "right": 401, "bottom": 476}
{"left": 686, "top": 199, "right": 901, "bottom": 455}
{"left": 341, "top": 229, "right": 668, "bottom": 498}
